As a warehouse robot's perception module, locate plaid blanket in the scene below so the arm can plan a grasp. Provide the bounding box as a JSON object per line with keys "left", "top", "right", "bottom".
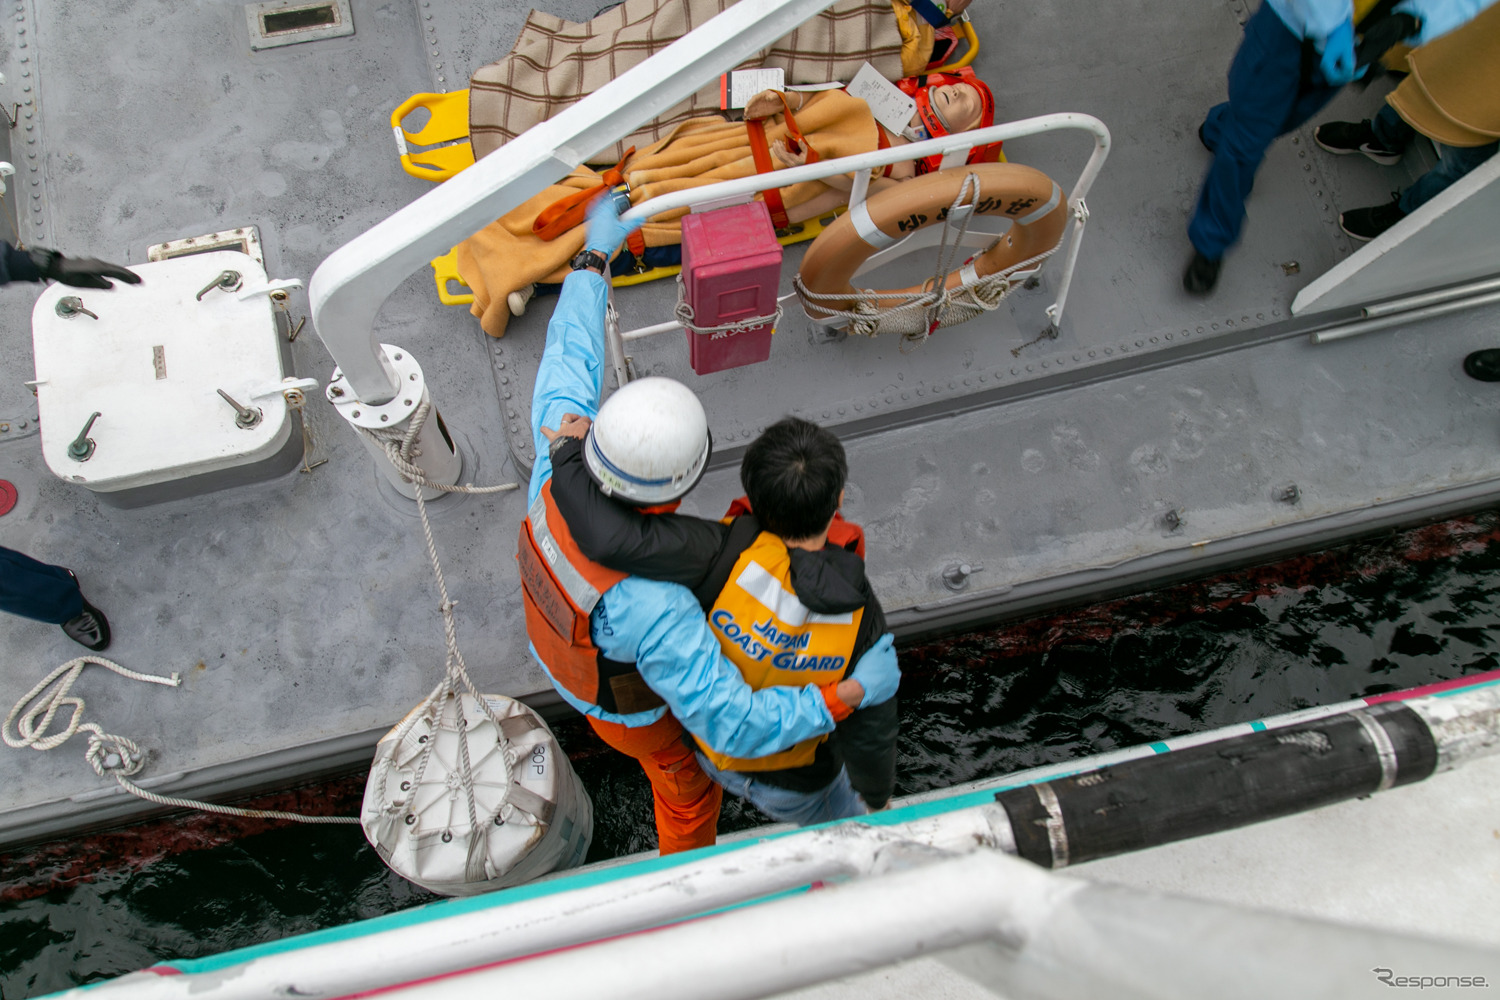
{"left": 470, "top": 0, "right": 926, "bottom": 165}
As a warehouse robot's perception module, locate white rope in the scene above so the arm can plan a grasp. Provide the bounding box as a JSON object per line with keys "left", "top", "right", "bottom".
{"left": 793, "top": 171, "right": 1064, "bottom": 345}
{"left": 3, "top": 656, "right": 360, "bottom": 823}
{"left": 673, "top": 275, "right": 784, "bottom": 337}
{"left": 356, "top": 404, "right": 543, "bottom": 862}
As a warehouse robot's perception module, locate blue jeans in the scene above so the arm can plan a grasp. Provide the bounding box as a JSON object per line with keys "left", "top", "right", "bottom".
{"left": 1369, "top": 104, "right": 1498, "bottom": 215}
{"left": 695, "top": 752, "right": 869, "bottom": 826}
{"left": 0, "top": 546, "right": 84, "bottom": 624}
{"left": 1189, "top": 1, "right": 1341, "bottom": 259}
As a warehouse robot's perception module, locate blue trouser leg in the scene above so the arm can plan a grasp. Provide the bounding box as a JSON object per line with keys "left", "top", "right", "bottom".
{"left": 1399, "top": 141, "right": 1499, "bottom": 215}
{"left": 0, "top": 546, "right": 84, "bottom": 624}
{"left": 1370, "top": 103, "right": 1416, "bottom": 153}
{"left": 695, "top": 752, "right": 869, "bottom": 826}
{"left": 1188, "top": 2, "right": 1340, "bottom": 259}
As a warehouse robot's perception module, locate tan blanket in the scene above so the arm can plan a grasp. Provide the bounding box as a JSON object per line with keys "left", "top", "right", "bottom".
{"left": 1388, "top": 2, "right": 1500, "bottom": 148}
{"left": 470, "top": 0, "right": 931, "bottom": 165}
{"left": 456, "top": 89, "right": 880, "bottom": 337}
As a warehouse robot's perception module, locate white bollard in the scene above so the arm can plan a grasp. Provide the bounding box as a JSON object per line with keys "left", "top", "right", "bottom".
{"left": 324, "top": 344, "right": 461, "bottom": 500}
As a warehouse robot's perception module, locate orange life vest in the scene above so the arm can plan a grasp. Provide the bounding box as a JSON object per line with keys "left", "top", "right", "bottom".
{"left": 693, "top": 519, "right": 868, "bottom": 774}
{"left": 516, "top": 480, "right": 666, "bottom": 716}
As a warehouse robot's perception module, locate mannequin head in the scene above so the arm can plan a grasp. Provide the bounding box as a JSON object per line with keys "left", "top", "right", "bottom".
{"left": 897, "top": 67, "right": 1000, "bottom": 172}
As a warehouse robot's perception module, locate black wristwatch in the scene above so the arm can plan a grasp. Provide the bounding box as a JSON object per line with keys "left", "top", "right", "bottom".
{"left": 569, "top": 249, "right": 608, "bottom": 274}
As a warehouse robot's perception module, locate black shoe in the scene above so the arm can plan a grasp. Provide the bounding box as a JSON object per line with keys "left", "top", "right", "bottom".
{"left": 1197, "top": 123, "right": 1215, "bottom": 153}
{"left": 61, "top": 597, "right": 111, "bottom": 651}
{"left": 1463, "top": 349, "right": 1500, "bottom": 382}
{"left": 1314, "top": 120, "right": 1403, "bottom": 165}
{"left": 1182, "top": 251, "right": 1221, "bottom": 295}
{"left": 1339, "top": 194, "right": 1405, "bottom": 241}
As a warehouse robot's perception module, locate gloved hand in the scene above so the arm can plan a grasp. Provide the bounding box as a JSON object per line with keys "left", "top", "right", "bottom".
{"left": 848, "top": 632, "right": 900, "bottom": 707}
{"left": 584, "top": 188, "right": 640, "bottom": 258}
{"left": 1356, "top": 12, "right": 1419, "bottom": 67}
{"left": 1318, "top": 18, "right": 1357, "bottom": 87}
{"left": 28, "top": 247, "right": 141, "bottom": 289}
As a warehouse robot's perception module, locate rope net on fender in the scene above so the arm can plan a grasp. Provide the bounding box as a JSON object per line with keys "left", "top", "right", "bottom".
{"left": 792, "top": 172, "right": 1064, "bottom": 349}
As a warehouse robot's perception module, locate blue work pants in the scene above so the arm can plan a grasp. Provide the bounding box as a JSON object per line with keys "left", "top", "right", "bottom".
{"left": 0, "top": 546, "right": 83, "bottom": 624}
{"left": 1189, "top": 2, "right": 1341, "bottom": 259}
{"left": 695, "top": 752, "right": 869, "bottom": 826}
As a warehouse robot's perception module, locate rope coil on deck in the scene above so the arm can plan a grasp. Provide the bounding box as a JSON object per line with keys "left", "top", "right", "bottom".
{"left": 3, "top": 657, "right": 361, "bottom": 823}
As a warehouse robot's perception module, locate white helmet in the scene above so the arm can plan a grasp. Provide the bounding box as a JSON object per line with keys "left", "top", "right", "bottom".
{"left": 585, "top": 377, "right": 712, "bottom": 505}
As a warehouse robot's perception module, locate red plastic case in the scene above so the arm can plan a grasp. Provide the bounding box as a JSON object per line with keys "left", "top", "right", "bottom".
{"left": 679, "top": 202, "right": 784, "bottom": 375}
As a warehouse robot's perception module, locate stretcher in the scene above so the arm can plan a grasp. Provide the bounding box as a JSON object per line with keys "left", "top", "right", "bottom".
{"left": 390, "top": 10, "right": 979, "bottom": 306}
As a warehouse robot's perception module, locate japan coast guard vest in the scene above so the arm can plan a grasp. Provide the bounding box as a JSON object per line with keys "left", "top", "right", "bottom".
{"left": 516, "top": 480, "right": 667, "bottom": 716}
{"left": 695, "top": 520, "right": 865, "bottom": 774}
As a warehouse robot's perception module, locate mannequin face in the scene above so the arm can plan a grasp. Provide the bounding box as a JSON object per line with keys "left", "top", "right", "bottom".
{"left": 930, "top": 82, "right": 984, "bottom": 133}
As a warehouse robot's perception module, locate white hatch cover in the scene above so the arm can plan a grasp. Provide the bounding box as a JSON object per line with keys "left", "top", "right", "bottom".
{"left": 31, "top": 250, "right": 294, "bottom": 493}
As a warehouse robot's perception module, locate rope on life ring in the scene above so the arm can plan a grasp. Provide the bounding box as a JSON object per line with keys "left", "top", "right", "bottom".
{"left": 794, "top": 163, "right": 1069, "bottom": 344}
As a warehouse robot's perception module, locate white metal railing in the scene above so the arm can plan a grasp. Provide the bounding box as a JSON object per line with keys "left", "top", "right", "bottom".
{"left": 307, "top": 0, "right": 842, "bottom": 405}
{"left": 608, "top": 113, "right": 1111, "bottom": 385}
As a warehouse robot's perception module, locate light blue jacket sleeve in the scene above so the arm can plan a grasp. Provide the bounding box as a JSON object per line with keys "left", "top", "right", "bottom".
{"left": 528, "top": 271, "right": 608, "bottom": 504}
{"left": 1396, "top": 0, "right": 1497, "bottom": 42}
{"left": 597, "top": 576, "right": 837, "bottom": 758}
{"left": 1266, "top": 0, "right": 1353, "bottom": 43}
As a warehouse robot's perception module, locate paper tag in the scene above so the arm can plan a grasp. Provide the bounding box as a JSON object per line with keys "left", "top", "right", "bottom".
{"left": 720, "top": 68, "right": 785, "bottom": 110}
{"left": 846, "top": 62, "right": 916, "bottom": 136}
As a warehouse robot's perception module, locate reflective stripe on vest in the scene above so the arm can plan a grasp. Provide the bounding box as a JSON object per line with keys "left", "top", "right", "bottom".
{"left": 518, "top": 481, "right": 649, "bottom": 712}
{"left": 528, "top": 491, "right": 605, "bottom": 615}
{"left": 695, "top": 531, "right": 864, "bottom": 774}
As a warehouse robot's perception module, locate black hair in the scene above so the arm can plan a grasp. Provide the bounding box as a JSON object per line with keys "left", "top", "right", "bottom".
{"left": 740, "top": 417, "right": 847, "bottom": 540}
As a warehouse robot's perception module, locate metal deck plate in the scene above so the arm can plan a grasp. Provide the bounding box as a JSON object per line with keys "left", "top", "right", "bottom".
{"left": 0, "top": 0, "right": 1492, "bottom": 845}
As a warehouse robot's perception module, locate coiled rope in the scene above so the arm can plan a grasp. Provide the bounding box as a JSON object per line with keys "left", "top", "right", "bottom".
{"left": 793, "top": 172, "right": 1063, "bottom": 349}
{"left": 4, "top": 656, "right": 359, "bottom": 823}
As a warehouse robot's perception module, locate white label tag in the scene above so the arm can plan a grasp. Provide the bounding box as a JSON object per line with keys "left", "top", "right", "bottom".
{"left": 721, "top": 68, "right": 785, "bottom": 109}
{"left": 846, "top": 62, "right": 916, "bottom": 137}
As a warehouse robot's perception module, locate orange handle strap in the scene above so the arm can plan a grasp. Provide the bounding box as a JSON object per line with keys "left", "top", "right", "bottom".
{"left": 532, "top": 148, "right": 635, "bottom": 242}
{"left": 744, "top": 93, "right": 821, "bottom": 231}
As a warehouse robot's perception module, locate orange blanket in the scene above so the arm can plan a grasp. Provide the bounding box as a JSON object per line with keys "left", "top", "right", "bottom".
{"left": 456, "top": 90, "right": 880, "bottom": 338}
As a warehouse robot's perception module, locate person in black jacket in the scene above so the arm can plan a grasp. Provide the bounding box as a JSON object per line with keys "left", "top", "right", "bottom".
{"left": 544, "top": 414, "right": 899, "bottom": 823}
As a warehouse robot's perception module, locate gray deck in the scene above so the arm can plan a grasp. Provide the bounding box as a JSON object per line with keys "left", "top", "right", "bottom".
{"left": 1, "top": 0, "right": 1497, "bottom": 846}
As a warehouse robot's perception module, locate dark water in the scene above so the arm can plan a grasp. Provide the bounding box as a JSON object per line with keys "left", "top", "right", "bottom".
{"left": 5, "top": 512, "right": 1500, "bottom": 998}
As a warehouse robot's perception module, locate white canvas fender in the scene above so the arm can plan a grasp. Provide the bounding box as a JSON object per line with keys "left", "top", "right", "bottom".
{"left": 361, "top": 692, "right": 593, "bottom": 896}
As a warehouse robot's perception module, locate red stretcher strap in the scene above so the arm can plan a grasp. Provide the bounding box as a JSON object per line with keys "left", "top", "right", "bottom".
{"left": 744, "top": 92, "right": 820, "bottom": 231}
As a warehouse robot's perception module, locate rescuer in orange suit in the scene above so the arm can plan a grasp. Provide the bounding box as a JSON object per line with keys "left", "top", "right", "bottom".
{"left": 517, "top": 196, "right": 900, "bottom": 853}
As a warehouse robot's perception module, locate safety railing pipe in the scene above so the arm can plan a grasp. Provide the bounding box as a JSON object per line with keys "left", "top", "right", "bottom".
{"left": 307, "top": 0, "right": 840, "bottom": 405}
{"left": 623, "top": 112, "right": 1112, "bottom": 224}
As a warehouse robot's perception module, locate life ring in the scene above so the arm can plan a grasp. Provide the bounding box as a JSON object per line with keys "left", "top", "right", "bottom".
{"left": 797, "top": 163, "right": 1068, "bottom": 334}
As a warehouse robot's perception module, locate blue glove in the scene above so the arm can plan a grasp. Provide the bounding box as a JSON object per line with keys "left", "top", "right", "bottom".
{"left": 1318, "top": 18, "right": 1357, "bottom": 86}
{"left": 584, "top": 188, "right": 640, "bottom": 257}
{"left": 849, "top": 632, "right": 900, "bottom": 707}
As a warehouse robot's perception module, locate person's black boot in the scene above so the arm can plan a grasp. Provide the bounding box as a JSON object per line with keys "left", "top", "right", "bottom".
{"left": 1463, "top": 349, "right": 1500, "bottom": 382}
{"left": 1182, "top": 251, "right": 1221, "bottom": 295}
{"left": 61, "top": 598, "right": 111, "bottom": 651}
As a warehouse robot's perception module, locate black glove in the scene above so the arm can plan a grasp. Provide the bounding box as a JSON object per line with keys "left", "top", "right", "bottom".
{"left": 1356, "top": 12, "right": 1420, "bottom": 68}
{"left": 28, "top": 247, "right": 142, "bottom": 289}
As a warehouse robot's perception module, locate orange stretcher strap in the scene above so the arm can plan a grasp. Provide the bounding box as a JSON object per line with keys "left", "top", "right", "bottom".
{"left": 533, "top": 148, "right": 637, "bottom": 242}
{"left": 745, "top": 93, "right": 820, "bottom": 231}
